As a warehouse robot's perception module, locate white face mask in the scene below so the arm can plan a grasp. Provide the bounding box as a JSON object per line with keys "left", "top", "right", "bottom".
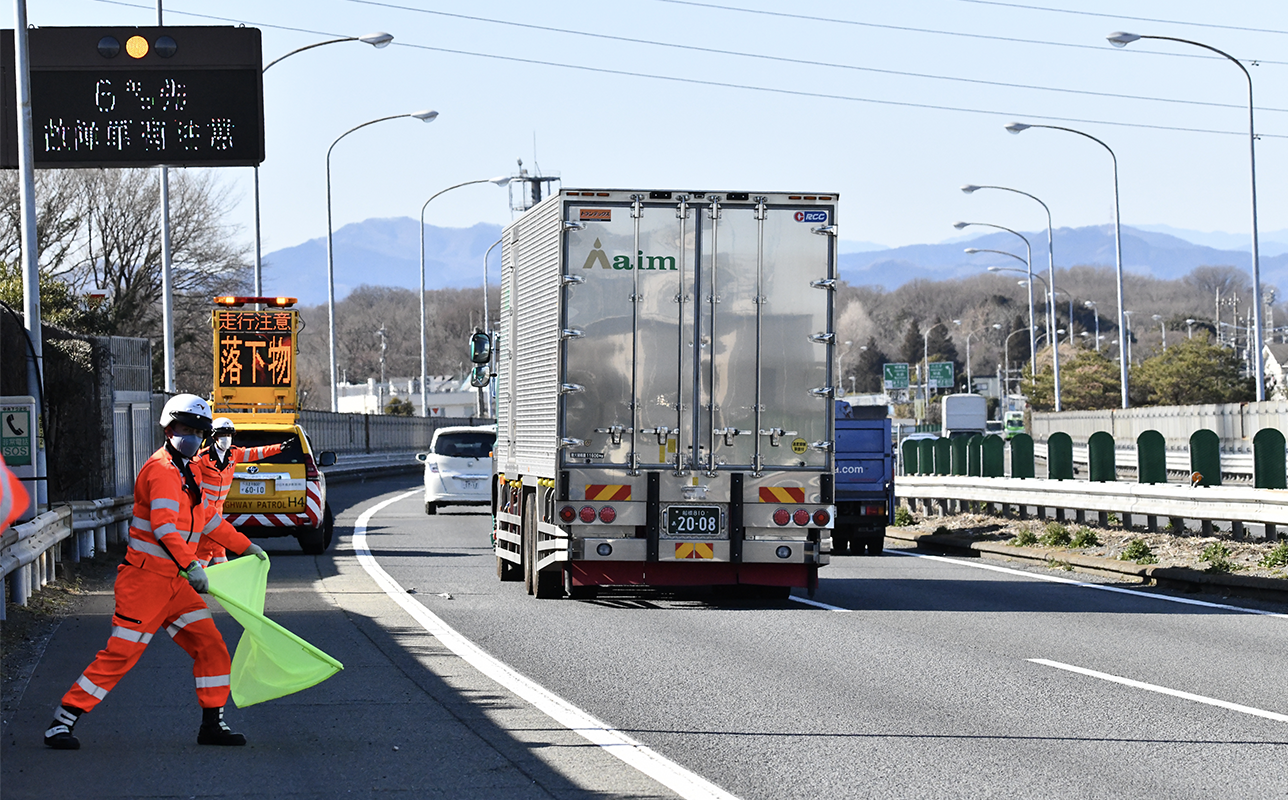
{"left": 214, "top": 435, "right": 232, "bottom": 453}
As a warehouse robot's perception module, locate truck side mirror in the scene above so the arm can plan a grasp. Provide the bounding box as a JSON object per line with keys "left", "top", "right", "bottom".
{"left": 469, "top": 330, "right": 492, "bottom": 364}
{"left": 469, "top": 365, "right": 490, "bottom": 388}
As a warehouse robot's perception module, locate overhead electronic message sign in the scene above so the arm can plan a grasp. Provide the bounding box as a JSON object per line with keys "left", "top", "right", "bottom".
{"left": 1, "top": 26, "right": 263, "bottom": 168}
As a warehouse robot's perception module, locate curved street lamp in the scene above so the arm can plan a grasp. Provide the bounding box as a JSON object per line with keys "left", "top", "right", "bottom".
{"left": 957, "top": 221, "right": 1036, "bottom": 368}
{"left": 418, "top": 177, "right": 511, "bottom": 417}
{"left": 962, "top": 184, "right": 1062, "bottom": 411}
{"left": 978, "top": 258, "right": 1054, "bottom": 346}
{"left": 255, "top": 32, "right": 394, "bottom": 299}
{"left": 1083, "top": 300, "right": 1102, "bottom": 352}
{"left": 1003, "top": 326, "right": 1036, "bottom": 396}
{"left": 954, "top": 320, "right": 1003, "bottom": 391}
{"left": 1108, "top": 31, "right": 1264, "bottom": 400}
{"left": 326, "top": 109, "right": 439, "bottom": 412}
{"left": 1006, "top": 121, "right": 1128, "bottom": 408}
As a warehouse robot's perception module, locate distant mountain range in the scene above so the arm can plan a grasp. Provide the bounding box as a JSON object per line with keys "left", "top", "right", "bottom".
{"left": 839, "top": 224, "right": 1288, "bottom": 291}
{"left": 262, "top": 218, "right": 1288, "bottom": 306}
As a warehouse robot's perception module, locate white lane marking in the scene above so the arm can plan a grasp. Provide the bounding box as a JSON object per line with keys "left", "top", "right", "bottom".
{"left": 889, "top": 549, "right": 1288, "bottom": 619}
{"left": 789, "top": 595, "right": 851, "bottom": 612}
{"left": 352, "top": 490, "right": 739, "bottom": 800}
{"left": 1030, "top": 658, "right": 1288, "bottom": 724}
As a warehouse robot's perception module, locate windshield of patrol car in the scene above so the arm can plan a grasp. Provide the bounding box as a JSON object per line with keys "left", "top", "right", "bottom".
{"left": 230, "top": 430, "right": 306, "bottom": 464}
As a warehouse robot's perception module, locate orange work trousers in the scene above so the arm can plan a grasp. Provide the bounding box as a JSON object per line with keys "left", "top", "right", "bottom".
{"left": 61, "top": 562, "right": 233, "bottom": 712}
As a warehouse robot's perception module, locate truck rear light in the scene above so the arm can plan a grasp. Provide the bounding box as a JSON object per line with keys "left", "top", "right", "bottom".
{"left": 772, "top": 508, "right": 791, "bottom": 526}
{"left": 792, "top": 509, "right": 810, "bottom": 526}
{"left": 559, "top": 505, "right": 577, "bottom": 523}
{"left": 579, "top": 506, "right": 597, "bottom": 523}
{"left": 863, "top": 503, "right": 885, "bottom": 516}
{"left": 303, "top": 453, "right": 319, "bottom": 480}
{"left": 776, "top": 545, "right": 792, "bottom": 559}
{"left": 598, "top": 506, "right": 616, "bottom": 523}
{"left": 812, "top": 509, "right": 830, "bottom": 526}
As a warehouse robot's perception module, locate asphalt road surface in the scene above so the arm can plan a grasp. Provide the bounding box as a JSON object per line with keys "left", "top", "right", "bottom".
{"left": 6, "top": 475, "right": 1288, "bottom": 798}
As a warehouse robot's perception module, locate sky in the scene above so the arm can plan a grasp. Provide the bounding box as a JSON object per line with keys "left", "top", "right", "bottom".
{"left": 18, "top": 1, "right": 1288, "bottom": 261}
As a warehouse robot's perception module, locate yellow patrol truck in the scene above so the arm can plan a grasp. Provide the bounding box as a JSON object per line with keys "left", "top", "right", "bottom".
{"left": 488, "top": 189, "right": 838, "bottom": 599}
{"left": 210, "top": 296, "right": 336, "bottom": 554}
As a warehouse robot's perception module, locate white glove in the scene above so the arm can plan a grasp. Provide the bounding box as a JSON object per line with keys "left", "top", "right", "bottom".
{"left": 241, "top": 543, "right": 267, "bottom": 561}
{"left": 184, "top": 561, "right": 209, "bottom": 593}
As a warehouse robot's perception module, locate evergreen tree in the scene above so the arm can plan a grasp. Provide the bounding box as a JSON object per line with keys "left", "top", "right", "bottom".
{"left": 1133, "top": 338, "right": 1255, "bottom": 405}
{"left": 852, "top": 336, "right": 888, "bottom": 392}
{"left": 899, "top": 318, "right": 923, "bottom": 366}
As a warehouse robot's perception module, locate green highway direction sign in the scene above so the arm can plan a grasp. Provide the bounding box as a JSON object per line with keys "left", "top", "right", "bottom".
{"left": 928, "top": 361, "right": 955, "bottom": 390}
{"left": 882, "top": 362, "right": 909, "bottom": 390}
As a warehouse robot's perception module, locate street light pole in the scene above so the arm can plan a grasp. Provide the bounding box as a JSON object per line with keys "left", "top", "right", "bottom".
{"left": 1084, "top": 300, "right": 1101, "bottom": 352}
{"left": 418, "top": 176, "right": 511, "bottom": 417}
{"left": 255, "top": 32, "right": 394, "bottom": 300}
{"left": 1003, "top": 326, "right": 1033, "bottom": 397}
{"left": 977, "top": 257, "right": 1053, "bottom": 360}
{"left": 956, "top": 221, "right": 1035, "bottom": 372}
{"left": 1005, "top": 122, "right": 1128, "bottom": 408}
{"left": 955, "top": 320, "right": 1003, "bottom": 391}
{"left": 962, "top": 184, "right": 1062, "bottom": 410}
{"left": 1109, "top": 31, "right": 1264, "bottom": 401}
{"left": 327, "top": 109, "right": 439, "bottom": 412}
{"left": 1153, "top": 314, "right": 1167, "bottom": 350}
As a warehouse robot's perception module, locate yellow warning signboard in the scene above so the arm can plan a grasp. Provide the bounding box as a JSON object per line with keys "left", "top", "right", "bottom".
{"left": 212, "top": 306, "right": 299, "bottom": 413}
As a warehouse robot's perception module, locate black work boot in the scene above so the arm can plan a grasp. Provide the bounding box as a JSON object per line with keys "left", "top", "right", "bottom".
{"left": 197, "top": 706, "right": 246, "bottom": 746}
{"left": 44, "top": 705, "right": 83, "bottom": 750}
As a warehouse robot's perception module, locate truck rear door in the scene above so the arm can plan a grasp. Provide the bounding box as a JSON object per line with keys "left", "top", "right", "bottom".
{"left": 561, "top": 192, "right": 835, "bottom": 475}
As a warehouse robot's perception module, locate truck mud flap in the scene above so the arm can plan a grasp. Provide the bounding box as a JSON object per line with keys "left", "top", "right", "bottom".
{"left": 646, "top": 472, "right": 660, "bottom": 561}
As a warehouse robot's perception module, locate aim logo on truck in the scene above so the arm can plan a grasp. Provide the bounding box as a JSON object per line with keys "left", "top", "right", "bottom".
{"left": 581, "top": 238, "right": 677, "bottom": 272}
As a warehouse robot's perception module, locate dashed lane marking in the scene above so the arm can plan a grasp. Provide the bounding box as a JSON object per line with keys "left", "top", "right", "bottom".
{"left": 1030, "top": 658, "right": 1288, "bottom": 724}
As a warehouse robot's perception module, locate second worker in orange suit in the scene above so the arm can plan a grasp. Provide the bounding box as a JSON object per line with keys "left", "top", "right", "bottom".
{"left": 193, "top": 416, "right": 291, "bottom": 567}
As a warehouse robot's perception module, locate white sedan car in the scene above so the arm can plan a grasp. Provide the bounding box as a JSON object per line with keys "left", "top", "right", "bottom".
{"left": 416, "top": 425, "right": 496, "bottom": 515}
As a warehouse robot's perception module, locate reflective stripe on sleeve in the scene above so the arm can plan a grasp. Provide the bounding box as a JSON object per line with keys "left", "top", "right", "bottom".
{"left": 76, "top": 674, "right": 108, "bottom": 700}
{"left": 166, "top": 608, "right": 213, "bottom": 637}
{"left": 151, "top": 498, "right": 180, "bottom": 512}
{"left": 127, "top": 535, "right": 171, "bottom": 560}
{"left": 110, "top": 626, "right": 154, "bottom": 645}
{"left": 153, "top": 522, "right": 178, "bottom": 538}
{"left": 130, "top": 515, "right": 152, "bottom": 532}
{"left": 200, "top": 514, "right": 222, "bottom": 535}
{"left": 195, "top": 674, "right": 231, "bottom": 689}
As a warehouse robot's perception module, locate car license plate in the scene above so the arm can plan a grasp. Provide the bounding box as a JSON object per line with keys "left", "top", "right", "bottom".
{"left": 239, "top": 481, "right": 266, "bottom": 495}
{"left": 459, "top": 478, "right": 479, "bottom": 490}
{"left": 666, "top": 505, "right": 721, "bottom": 537}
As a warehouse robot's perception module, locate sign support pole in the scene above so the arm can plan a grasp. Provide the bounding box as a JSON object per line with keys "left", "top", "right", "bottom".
{"left": 13, "top": 0, "right": 46, "bottom": 512}
{"left": 157, "top": 0, "right": 175, "bottom": 392}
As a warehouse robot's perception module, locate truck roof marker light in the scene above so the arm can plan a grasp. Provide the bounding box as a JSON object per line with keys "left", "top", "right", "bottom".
{"left": 598, "top": 506, "right": 617, "bottom": 524}
{"left": 813, "top": 509, "right": 831, "bottom": 527}
{"left": 559, "top": 505, "right": 576, "bottom": 523}
{"left": 772, "top": 508, "right": 791, "bottom": 526}
{"left": 792, "top": 509, "right": 810, "bottom": 526}
{"left": 579, "top": 506, "right": 597, "bottom": 524}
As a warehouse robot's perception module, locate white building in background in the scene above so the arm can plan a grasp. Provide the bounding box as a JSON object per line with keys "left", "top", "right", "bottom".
{"left": 336, "top": 375, "right": 483, "bottom": 417}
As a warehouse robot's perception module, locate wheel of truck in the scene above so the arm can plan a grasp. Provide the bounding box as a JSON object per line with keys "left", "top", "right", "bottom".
{"left": 522, "top": 493, "right": 536, "bottom": 595}
{"left": 866, "top": 534, "right": 885, "bottom": 556}
{"left": 831, "top": 532, "right": 848, "bottom": 556}
{"left": 425, "top": 500, "right": 437, "bottom": 515}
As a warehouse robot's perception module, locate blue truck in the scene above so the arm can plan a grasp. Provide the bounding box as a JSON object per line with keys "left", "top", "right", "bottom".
{"left": 833, "top": 401, "right": 895, "bottom": 556}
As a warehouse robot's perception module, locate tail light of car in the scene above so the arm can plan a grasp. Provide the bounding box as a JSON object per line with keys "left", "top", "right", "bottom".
{"left": 304, "top": 452, "right": 320, "bottom": 480}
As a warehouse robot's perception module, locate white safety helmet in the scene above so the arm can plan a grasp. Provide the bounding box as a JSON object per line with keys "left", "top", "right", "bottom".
{"left": 211, "top": 417, "right": 236, "bottom": 436}
{"left": 160, "top": 394, "right": 213, "bottom": 432}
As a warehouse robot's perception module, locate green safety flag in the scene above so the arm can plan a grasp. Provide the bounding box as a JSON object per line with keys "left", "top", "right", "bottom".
{"left": 206, "top": 556, "right": 344, "bottom": 707}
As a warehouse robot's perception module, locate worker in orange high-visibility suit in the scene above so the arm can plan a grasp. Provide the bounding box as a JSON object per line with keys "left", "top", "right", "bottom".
{"left": 193, "top": 416, "right": 292, "bottom": 567}
{"left": 43, "top": 394, "right": 267, "bottom": 751}
{"left": 1, "top": 452, "right": 31, "bottom": 532}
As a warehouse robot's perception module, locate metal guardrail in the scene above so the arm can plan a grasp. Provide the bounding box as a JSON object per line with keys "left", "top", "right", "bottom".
{"left": 896, "top": 474, "right": 1285, "bottom": 538}
{"left": 2, "top": 454, "right": 427, "bottom": 619}
{"left": 0, "top": 496, "right": 133, "bottom": 621}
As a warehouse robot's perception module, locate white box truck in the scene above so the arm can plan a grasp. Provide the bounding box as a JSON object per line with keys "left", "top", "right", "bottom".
{"left": 490, "top": 189, "right": 838, "bottom": 598}
{"left": 941, "top": 393, "right": 988, "bottom": 439}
